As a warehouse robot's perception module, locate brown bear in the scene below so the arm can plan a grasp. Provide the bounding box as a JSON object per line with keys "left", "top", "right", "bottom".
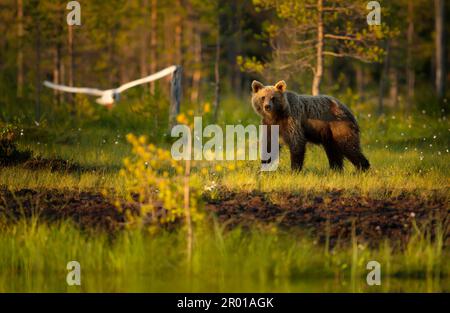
{"left": 251, "top": 80, "right": 370, "bottom": 171}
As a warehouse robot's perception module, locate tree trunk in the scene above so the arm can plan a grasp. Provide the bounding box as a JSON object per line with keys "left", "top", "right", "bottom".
{"left": 312, "top": 0, "right": 323, "bottom": 96}
{"left": 378, "top": 41, "right": 390, "bottom": 115}
{"left": 109, "top": 26, "right": 119, "bottom": 87}
{"left": 406, "top": 1, "right": 415, "bottom": 111}
{"left": 149, "top": 0, "right": 158, "bottom": 94}
{"left": 233, "top": 0, "right": 243, "bottom": 96}
{"left": 53, "top": 44, "right": 61, "bottom": 106}
{"left": 35, "top": 15, "right": 41, "bottom": 122}
{"left": 213, "top": 9, "right": 221, "bottom": 122}
{"left": 17, "top": 0, "right": 24, "bottom": 99}
{"left": 190, "top": 27, "right": 202, "bottom": 105}
{"left": 140, "top": 0, "right": 149, "bottom": 79}
{"left": 169, "top": 66, "right": 182, "bottom": 130}
{"left": 434, "top": 0, "right": 446, "bottom": 105}
{"left": 355, "top": 63, "right": 364, "bottom": 101}
{"left": 227, "top": 0, "right": 243, "bottom": 96}
{"left": 174, "top": 1, "right": 182, "bottom": 66}
{"left": 389, "top": 65, "right": 398, "bottom": 108}
{"left": 68, "top": 24, "right": 74, "bottom": 108}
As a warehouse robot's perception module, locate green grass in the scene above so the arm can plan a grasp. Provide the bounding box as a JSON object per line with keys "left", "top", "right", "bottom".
{"left": 1, "top": 96, "right": 449, "bottom": 292}
{"left": 2, "top": 107, "right": 448, "bottom": 198}
{"left": 0, "top": 219, "right": 448, "bottom": 292}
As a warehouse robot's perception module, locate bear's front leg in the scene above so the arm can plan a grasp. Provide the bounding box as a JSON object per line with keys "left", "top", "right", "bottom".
{"left": 289, "top": 142, "right": 306, "bottom": 171}
{"left": 261, "top": 121, "right": 272, "bottom": 165}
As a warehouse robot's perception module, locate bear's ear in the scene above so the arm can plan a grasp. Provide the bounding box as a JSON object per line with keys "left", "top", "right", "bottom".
{"left": 251, "top": 80, "right": 264, "bottom": 93}
{"left": 274, "top": 80, "right": 287, "bottom": 93}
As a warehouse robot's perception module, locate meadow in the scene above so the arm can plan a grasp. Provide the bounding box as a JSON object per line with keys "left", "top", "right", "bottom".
{"left": 0, "top": 95, "right": 449, "bottom": 292}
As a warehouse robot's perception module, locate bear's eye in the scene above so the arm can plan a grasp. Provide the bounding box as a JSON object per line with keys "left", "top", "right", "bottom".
{"left": 261, "top": 96, "right": 265, "bottom": 101}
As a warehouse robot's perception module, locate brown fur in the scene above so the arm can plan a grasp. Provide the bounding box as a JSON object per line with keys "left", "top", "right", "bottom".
{"left": 251, "top": 80, "right": 370, "bottom": 171}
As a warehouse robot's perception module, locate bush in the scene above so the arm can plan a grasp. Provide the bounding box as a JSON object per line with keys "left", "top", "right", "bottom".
{"left": 0, "top": 123, "right": 31, "bottom": 166}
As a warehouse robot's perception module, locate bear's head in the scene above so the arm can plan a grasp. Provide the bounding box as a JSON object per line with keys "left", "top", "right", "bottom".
{"left": 251, "top": 80, "right": 288, "bottom": 121}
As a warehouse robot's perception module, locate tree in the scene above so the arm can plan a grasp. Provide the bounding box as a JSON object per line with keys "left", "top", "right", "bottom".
{"left": 213, "top": 0, "right": 223, "bottom": 121}
{"left": 149, "top": 0, "right": 158, "bottom": 93}
{"left": 406, "top": 1, "right": 415, "bottom": 110}
{"left": 248, "top": 0, "right": 391, "bottom": 95}
{"left": 16, "top": 0, "right": 24, "bottom": 99}
{"left": 434, "top": 0, "right": 446, "bottom": 106}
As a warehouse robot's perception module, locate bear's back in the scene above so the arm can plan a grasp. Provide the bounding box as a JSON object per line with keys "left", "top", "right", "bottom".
{"left": 285, "top": 91, "right": 357, "bottom": 125}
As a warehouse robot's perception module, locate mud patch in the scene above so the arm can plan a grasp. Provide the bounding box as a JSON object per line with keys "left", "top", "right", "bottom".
{"left": 206, "top": 190, "right": 449, "bottom": 247}
{"left": 0, "top": 188, "right": 137, "bottom": 233}
{"left": 0, "top": 187, "right": 448, "bottom": 246}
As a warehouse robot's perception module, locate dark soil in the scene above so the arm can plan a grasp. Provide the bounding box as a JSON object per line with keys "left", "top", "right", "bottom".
{"left": 0, "top": 187, "right": 448, "bottom": 247}
{"left": 205, "top": 190, "right": 449, "bottom": 247}
{"left": 0, "top": 188, "right": 137, "bottom": 233}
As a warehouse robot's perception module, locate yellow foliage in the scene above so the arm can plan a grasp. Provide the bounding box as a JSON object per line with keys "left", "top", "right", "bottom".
{"left": 118, "top": 133, "right": 203, "bottom": 231}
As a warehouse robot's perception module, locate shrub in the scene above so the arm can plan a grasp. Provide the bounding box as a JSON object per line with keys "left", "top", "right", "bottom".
{"left": 0, "top": 123, "right": 31, "bottom": 166}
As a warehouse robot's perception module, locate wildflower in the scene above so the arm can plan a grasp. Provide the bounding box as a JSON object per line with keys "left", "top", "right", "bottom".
{"left": 138, "top": 135, "right": 147, "bottom": 144}
{"left": 176, "top": 113, "right": 188, "bottom": 124}
{"left": 203, "top": 103, "right": 211, "bottom": 113}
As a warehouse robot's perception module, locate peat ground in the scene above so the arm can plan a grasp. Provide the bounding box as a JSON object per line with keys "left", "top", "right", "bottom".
{"left": 0, "top": 187, "right": 448, "bottom": 248}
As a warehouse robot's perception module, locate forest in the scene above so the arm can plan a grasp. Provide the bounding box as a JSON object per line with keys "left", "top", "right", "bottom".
{"left": 0, "top": 0, "right": 447, "bottom": 118}
{"left": 0, "top": 0, "right": 449, "bottom": 293}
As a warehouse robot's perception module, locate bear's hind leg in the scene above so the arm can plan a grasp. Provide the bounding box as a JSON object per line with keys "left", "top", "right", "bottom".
{"left": 331, "top": 123, "right": 370, "bottom": 171}
{"left": 324, "top": 142, "right": 344, "bottom": 171}
{"left": 341, "top": 143, "right": 370, "bottom": 171}
{"left": 345, "top": 150, "right": 370, "bottom": 171}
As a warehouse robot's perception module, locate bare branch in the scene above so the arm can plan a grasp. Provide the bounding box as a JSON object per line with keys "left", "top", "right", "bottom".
{"left": 323, "top": 51, "right": 372, "bottom": 63}
{"left": 324, "top": 34, "right": 362, "bottom": 41}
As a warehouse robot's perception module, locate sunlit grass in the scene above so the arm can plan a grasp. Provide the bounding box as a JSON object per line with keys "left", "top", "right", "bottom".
{"left": 218, "top": 144, "right": 449, "bottom": 197}
{"left": 2, "top": 97, "right": 448, "bottom": 198}
{"left": 3, "top": 125, "right": 449, "bottom": 198}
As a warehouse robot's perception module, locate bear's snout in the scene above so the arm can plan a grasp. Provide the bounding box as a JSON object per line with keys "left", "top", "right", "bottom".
{"left": 264, "top": 103, "right": 272, "bottom": 112}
